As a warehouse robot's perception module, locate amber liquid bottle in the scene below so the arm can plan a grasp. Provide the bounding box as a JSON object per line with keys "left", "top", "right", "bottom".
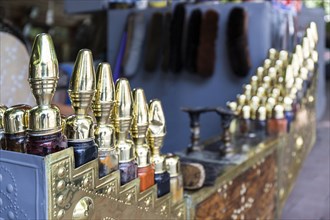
{"left": 267, "top": 104, "right": 287, "bottom": 136}
{"left": 166, "top": 155, "right": 183, "bottom": 205}
{"left": 132, "top": 88, "right": 154, "bottom": 191}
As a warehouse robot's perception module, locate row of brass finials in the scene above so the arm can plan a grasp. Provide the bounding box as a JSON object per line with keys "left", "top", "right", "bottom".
{"left": 0, "top": 33, "right": 184, "bottom": 217}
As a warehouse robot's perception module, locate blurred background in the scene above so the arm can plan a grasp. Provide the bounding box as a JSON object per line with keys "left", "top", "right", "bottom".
{"left": 0, "top": 0, "right": 329, "bottom": 152}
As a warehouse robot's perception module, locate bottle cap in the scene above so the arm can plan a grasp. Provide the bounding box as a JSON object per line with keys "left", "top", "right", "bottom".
{"left": 147, "top": 99, "right": 166, "bottom": 157}
{"left": 114, "top": 78, "right": 133, "bottom": 133}
{"left": 306, "top": 58, "right": 315, "bottom": 72}
{"left": 310, "top": 22, "right": 318, "bottom": 43}
{"left": 299, "top": 67, "right": 308, "bottom": 81}
{"left": 279, "top": 50, "right": 289, "bottom": 68}
{"left": 243, "top": 84, "right": 252, "bottom": 100}
{"left": 273, "top": 104, "right": 285, "bottom": 119}
{"left": 311, "top": 51, "right": 318, "bottom": 63}
{"left": 283, "top": 96, "right": 293, "bottom": 111}
{"left": 240, "top": 105, "right": 251, "bottom": 119}
{"left": 257, "top": 106, "right": 267, "bottom": 121}
{"left": 136, "top": 145, "right": 151, "bottom": 167}
{"left": 302, "top": 37, "right": 311, "bottom": 59}
{"left": 226, "top": 101, "right": 237, "bottom": 113}
{"left": 28, "top": 33, "right": 58, "bottom": 106}
{"left": 268, "top": 67, "right": 277, "bottom": 81}
{"left": 65, "top": 50, "right": 96, "bottom": 140}
{"left": 290, "top": 54, "right": 300, "bottom": 77}
{"left": 256, "top": 86, "right": 266, "bottom": 97}
{"left": 131, "top": 88, "right": 149, "bottom": 142}
{"left": 294, "top": 45, "right": 304, "bottom": 66}
{"left": 256, "top": 67, "right": 264, "bottom": 81}
{"left": 92, "top": 63, "right": 115, "bottom": 125}
{"left": 271, "top": 88, "right": 281, "bottom": 99}
{"left": 268, "top": 48, "right": 278, "bottom": 61}
{"left": 0, "top": 105, "right": 8, "bottom": 130}
{"left": 165, "top": 154, "right": 181, "bottom": 177}
{"left": 266, "top": 97, "right": 276, "bottom": 118}
{"left": 294, "top": 78, "right": 303, "bottom": 90}
{"left": 263, "top": 59, "right": 272, "bottom": 70}
{"left": 263, "top": 76, "right": 271, "bottom": 88}
{"left": 237, "top": 94, "right": 246, "bottom": 106}
{"left": 275, "top": 60, "right": 283, "bottom": 76}
{"left": 306, "top": 28, "right": 316, "bottom": 50}
{"left": 4, "top": 105, "right": 31, "bottom": 134}
{"left": 250, "top": 75, "right": 259, "bottom": 89}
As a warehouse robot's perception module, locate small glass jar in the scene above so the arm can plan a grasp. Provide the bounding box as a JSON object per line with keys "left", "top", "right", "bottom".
{"left": 98, "top": 148, "right": 118, "bottom": 178}
{"left": 119, "top": 160, "right": 138, "bottom": 185}
{"left": 27, "top": 131, "right": 67, "bottom": 156}
{"left": 68, "top": 139, "right": 98, "bottom": 168}
{"left": 4, "top": 132, "right": 26, "bottom": 152}
{"left": 154, "top": 171, "right": 171, "bottom": 197}
{"left": 166, "top": 155, "right": 183, "bottom": 205}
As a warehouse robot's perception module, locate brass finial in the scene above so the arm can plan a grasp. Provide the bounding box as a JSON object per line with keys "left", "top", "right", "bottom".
{"left": 256, "top": 67, "right": 264, "bottom": 82}
{"left": 65, "top": 49, "right": 96, "bottom": 140}
{"left": 279, "top": 50, "right": 289, "bottom": 68}
{"left": 93, "top": 63, "right": 115, "bottom": 125}
{"left": 28, "top": 34, "right": 61, "bottom": 134}
{"left": 0, "top": 105, "right": 7, "bottom": 130}
{"left": 302, "top": 37, "right": 311, "bottom": 59}
{"left": 310, "top": 22, "right": 318, "bottom": 43}
{"left": 131, "top": 88, "right": 149, "bottom": 145}
{"left": 263, "top": 59, "right": 272, "bottom": 71}
{"left": 268, "top": 48, "right": 278, "bottom": 62}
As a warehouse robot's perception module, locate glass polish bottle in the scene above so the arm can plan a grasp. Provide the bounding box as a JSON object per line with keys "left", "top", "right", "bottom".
{"left": 166, "top": 155, "right": 183, "bottom": 205}
{"left": 92, "top": 63, "right": 118, "bottom": 177}
{"left": 64, "top": 49, "right": 98, "bottom": 167}
{"left": 26, "top": 34, "right": 67, "bottom": 156}
{"left": 3, "top": 105, "right": 30, "bottom": 152}
{"left": 0, "top": 105, "right": 7, "bottom": 149}
{"left": 147, "top": 100, "right": 170, "bottom": 198}
{"left": 114, "top": 78, "right": 137, "bottom": 185}
{"left": 132, "top": 88, "right": 154, "bottom": 192}
{"left": 283, "top": 96, "right": 294, "bottom": 132}
{"left": 267, "top": 105, "right": 287, "bottom": 136}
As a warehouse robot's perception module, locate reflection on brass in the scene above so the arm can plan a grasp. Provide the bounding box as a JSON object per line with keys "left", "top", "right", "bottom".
{"left": 72, "top": 197, "right": 94, "bottom": 220}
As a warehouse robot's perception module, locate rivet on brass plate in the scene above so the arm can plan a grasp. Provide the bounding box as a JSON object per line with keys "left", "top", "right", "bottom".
{"left": 72, "top": 197, "right": 94, "bottom": 220}
{"left": 57, "top": 195, "right": 64, "bottom": 205}
{"left": 57, "top": 180, "right": 66, "bottom": 191}
{"left": 58, "top": 167, "right": 66, "bottom": 178}
{"left": 308, "top": 95, "right": 314, "bottom": 103}
{"left": 57, "top": 209, "right": 65, "bottom": 219}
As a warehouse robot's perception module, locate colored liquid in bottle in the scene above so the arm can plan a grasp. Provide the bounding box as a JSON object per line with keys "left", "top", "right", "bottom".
{"left": 98, "top": 149, "right": 118, "bottom": 177}
{"left": 170, "top": 174, "right": 184, "bottom": 204}
{"left": 138, "top": 165, "right": 155, "bottom": 192}
{"left": 68, "top": 140, "right": 98, "bottom": 168}
{"left": 284, "top": 111, "right": 295, "bottom": 132}
{"left": 267, "top": 119, "right": 288, "bottom": 136}
{"left": 119, "top": 160, "right": 138, "bottom": 185}
{"left": 154, "top": 171, "right": 170, "bottom": 197}
{"left": 27, "top": 132, "right": 67, "bottom": 156}
{"left": 4, "top": 132, "right": 26, "bottom": 153}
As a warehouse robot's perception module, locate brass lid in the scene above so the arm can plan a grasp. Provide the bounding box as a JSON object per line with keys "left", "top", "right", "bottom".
{"left": 256, "top": 67, "right": 264, "bottom": 81}
{"left": 311, "top": 51, "right": 318, "bottom": 63}
{"left": 131, "top": 88, "right": 149, "bottom": 142}
{"left": 165, "top": 154, "right": 181, "bottom": 177}
{"left": 250, "top": 75, "right": 259, "bottom": 89}
{"left": 272, "top": 104, "right": 285, "bottom": 119}
{"left": 28, "top": 33, "right": 58, "bottom": 106}
{"left": 302, "top": 37, "right": 311, "bottom": 59}
{"left": 268, "top": 48, "right": 278, "bottom": 61}
{"left": 28, "top": 105, "right": 61, "bottom": 135}
{"left": 147, "top": 99, "right": 166, "bottom": 157}
{"left": 94, "top": 124, "right": 115, "bottom": 149}
{"left": 136, "top": 145, "right": 151, "bottom": 167}
{"left": 256, "top": 86, "right": 266, "bottom": 97}
{"left": 114, "top": 78, "right": 133, "bottom": 133}
{"left": 240, "top": 105, "right": 250, "bottom": 119}
{"left": 92, "top": 63, "right": 115, "bottom": 125}
{"left": 68, "top": 49, "right": 96, "bottom": 116}
{"left": 237, "top": 94, "right": 246, "bottom": 106}
{"left": 64, "top": 115, "right": 95, "bottom": 140}
{"left": 0, "top": 105, "right": 7, "bottom": 130}
{"left": 310, "top": 22, "right": 318, "bottom": 43}
{"left": 299, "top": 67, "right": 308, "bottom": 80}
{"left": 263, "top": 59, "right": 272, "bottom": 70}
{"left": 306, "top": 28, "right": 316, "bottom": 50}
{"left": 4, "top": 105, "right": 30, "bottom": 134}
{"left": 283, "top": 96, "right": 293, "bottom": 111}
{"left": 266, "top": 97, "right": 276, "bottom": 118}
{"left": 294, "top": 78, "right": 303, "bottom": 90}
{"left": 268, "top": 67, "right": 277, "bottom": 80}
{"left": 257, "top": 106, "right": 267, "bottom": 121}
{"left": 294, "top": 45, "right": 304, "bottom": 66}
{"left": 306, "top": 58, "right": 315, "bottom": 72}
{"left": 243, "top": 84, "right": 252, "bottom": 100}
{"left": 279, "top": 50, "right": 288, "bottom": 68}
{"left": 117, "top": 139, "right": 135, "bottom": 162}
{"left": 226, "top": 101, "right": 237, "bottom": 112}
